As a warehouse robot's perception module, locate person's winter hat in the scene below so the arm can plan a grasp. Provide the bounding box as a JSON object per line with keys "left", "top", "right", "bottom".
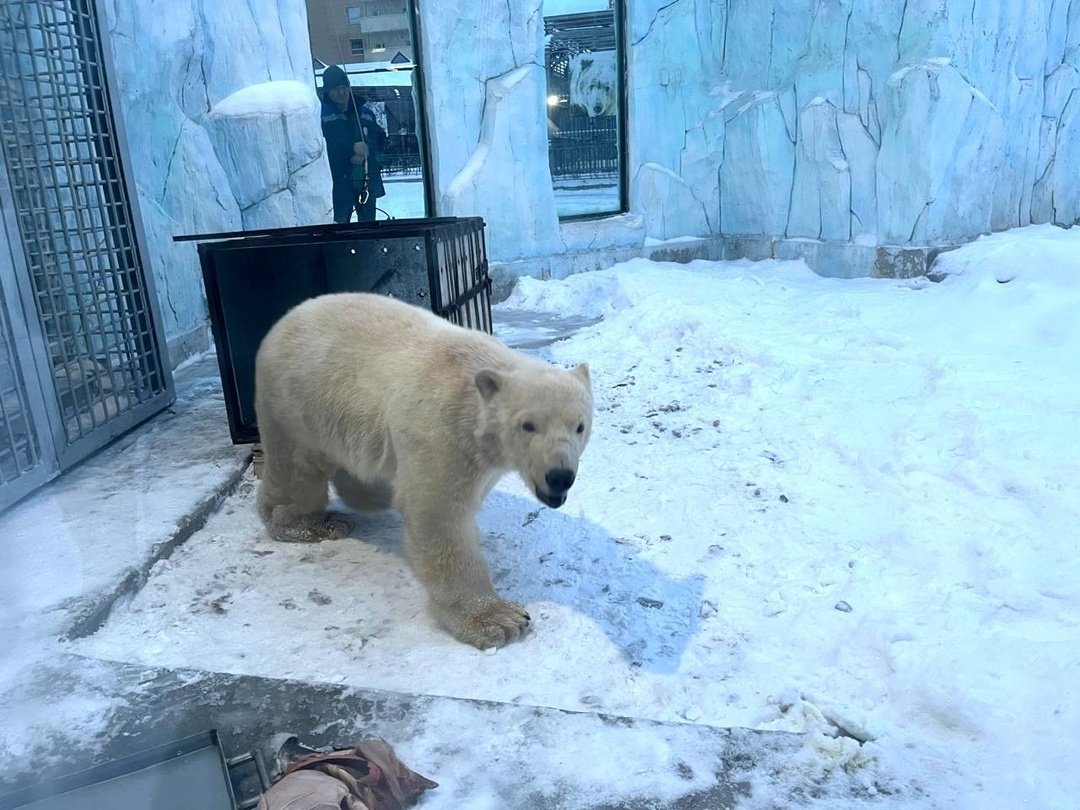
{"left": 322, "top": 65, "right": 349, "bottom": 91}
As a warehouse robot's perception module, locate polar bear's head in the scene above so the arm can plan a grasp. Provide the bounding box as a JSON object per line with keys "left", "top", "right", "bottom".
{"left": 476, "top": 363, "right": 593, "bottom": 509}
{"left": 569, "top": 51, "right": 617, "bottom": 117}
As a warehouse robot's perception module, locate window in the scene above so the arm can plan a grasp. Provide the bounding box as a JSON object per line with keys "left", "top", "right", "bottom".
{"left": 308, "top": 0, "right": 432, "bottom": 220}
{"left": 373, "top": 41, "right": 386, "bottom": 52}
{"left": 543, "top": 0, "right": 627, "bottom": 219}
{"left": 346, "top": 6, "right": 362, "bottom": 24}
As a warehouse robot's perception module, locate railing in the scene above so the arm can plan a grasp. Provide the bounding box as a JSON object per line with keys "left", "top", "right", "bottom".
{"left": 380, "top": 151, "right": 422, "bottom": 176}
{"left": 547, "top": 116, "right": 618, "bottom": 179}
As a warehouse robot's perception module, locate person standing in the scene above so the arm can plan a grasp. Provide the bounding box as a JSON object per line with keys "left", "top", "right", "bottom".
{"left": 320, "top": 65, "right": 386, "bottom": 223}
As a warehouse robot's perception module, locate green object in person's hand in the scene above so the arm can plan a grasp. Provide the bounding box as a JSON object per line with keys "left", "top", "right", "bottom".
{"left": 351, "top": 160, "right": 366, "bottom": 191}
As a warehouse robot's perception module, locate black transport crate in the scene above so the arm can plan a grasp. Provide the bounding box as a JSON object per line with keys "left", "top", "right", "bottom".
{"left": 175, "top": 217, "right": 492, "bottom": 445}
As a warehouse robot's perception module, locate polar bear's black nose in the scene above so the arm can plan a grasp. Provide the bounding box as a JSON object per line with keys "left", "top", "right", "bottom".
{"left": 545, "top": 468, "right": 576, "bottom": 493}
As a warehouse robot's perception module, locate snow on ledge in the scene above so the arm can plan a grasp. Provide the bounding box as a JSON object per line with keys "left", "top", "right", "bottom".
{"left": 210, "top": 80, "right": 319, "bottom": 118}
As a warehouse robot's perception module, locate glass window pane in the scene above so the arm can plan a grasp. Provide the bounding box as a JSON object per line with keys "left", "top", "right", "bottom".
{"left": 311, "top": 0, "right": 429, "bottom": 222}
{"left": 544, "top": 1, "right": 624, "bottom": 219}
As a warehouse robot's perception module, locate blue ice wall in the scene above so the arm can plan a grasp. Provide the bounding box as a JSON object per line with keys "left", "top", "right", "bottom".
{"left": 629, "top": 0, "right": 1080, "bottom": 248}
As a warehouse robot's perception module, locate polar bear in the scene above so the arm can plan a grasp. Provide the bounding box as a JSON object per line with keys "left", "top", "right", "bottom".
{"left": 569, "top": 51, "right": 617, "bottom": 117}
{"left": 254, "top": 292, "right": 593, "bottom": 648}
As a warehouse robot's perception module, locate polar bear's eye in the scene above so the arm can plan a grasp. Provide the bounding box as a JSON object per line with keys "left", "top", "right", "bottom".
{"left": 522, "top": 421, "right": 536, "bottom": 433}
{"left": 576, "top": 422, "right": 585, "bottom": 434}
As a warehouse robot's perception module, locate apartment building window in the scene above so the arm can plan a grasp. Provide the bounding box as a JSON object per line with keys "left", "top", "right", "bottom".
{"left": 350, "top": 38, "right": 365, "bottom": 55}
{"left": 346, "top": 6, "right": 362, "bottom": 24}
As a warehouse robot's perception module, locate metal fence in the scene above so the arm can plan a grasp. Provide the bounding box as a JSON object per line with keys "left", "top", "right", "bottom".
{"left": 0, "top": 0, "right": 173, "bottom": 511}
{"left": 0, "top": 270, "right": 48, "bottom": 502}
{"left": 380, "top": 151, "right": 422, "bottom": 177}
{"left": 548, "top": 116, "right": 618, "bottom": 180}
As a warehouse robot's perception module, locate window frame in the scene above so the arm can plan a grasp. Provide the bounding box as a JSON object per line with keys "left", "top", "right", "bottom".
{"left": 542, "top": 0, "right": 629, "bottom": 223}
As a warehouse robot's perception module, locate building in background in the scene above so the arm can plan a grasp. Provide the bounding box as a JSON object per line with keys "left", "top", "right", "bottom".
{"left": 306, "top": 0, "right": 413, "bottom": 66}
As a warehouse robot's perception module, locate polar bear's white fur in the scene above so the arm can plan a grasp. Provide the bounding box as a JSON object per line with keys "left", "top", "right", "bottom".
{"left": 569, "top": 51, "right": 617, "bottom": 117}
{"left": 254, "top": 293, "right": 593, "bottom": 648}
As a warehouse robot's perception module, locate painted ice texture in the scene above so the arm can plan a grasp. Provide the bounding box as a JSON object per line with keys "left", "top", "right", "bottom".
{"left": 53, "top": 224, "right": 1080, "bottom": 807}
{"left": 97, "top": 0, "right": 1080, "bottom": 358}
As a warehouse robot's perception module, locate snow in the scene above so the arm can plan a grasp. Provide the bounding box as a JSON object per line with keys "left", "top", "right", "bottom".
{"left": 376, "top": 178, "right": 426, "bottom": 219}
{"left": 0, "top": 661, "right": 126, "bottom": 767}
{"left": 0, "top": 378, "right": 244, "bottom": 636}
{"left": 210, "top": 80, "right": 320, "bottom": 117}
{"left": 57, "top": 224, "right": 1079, "bottom": 805}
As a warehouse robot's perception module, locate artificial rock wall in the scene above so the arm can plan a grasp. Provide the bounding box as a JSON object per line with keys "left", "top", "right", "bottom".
{"left": 633, "top": 0, "right": 1080, "bottom": 262}
{"left": 100, "top": 0, "right": 1080, "bottom": 345}
{"left": 423, "top": 0, "right": 1080, "bottom": 276}
{"left": 104, "top": 0, "right": 329, "bottom": 362}
{"left": 422, "top": 0, "right": 564, "bottom": 263}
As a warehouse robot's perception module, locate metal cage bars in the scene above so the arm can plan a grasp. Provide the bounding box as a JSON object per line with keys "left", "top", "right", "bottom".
{"left": 0, "top": 0, "right": 173, "bottom": 509}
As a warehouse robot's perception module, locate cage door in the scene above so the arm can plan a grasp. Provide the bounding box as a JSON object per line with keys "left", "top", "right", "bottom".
{"left": 0, "top": 222, "right": 56, "bottom": 511}
{"left": 0, "top": 0, "right": 174, "bottom": 507}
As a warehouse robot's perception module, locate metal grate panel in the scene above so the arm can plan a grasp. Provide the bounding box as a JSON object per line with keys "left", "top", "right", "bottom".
{"left": 0, "top": 0, "right": 172, "bottom": 478}
{"left": 0, "top": 283, "right": 43, "bottom": 485}
{"left": 432, "top": 220, "right": 492, "bottom": 333}
{"left": 0, "top": 0, "right": 174, "bottom": 509}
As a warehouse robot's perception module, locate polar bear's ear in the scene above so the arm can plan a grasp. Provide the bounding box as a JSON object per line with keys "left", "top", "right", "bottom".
{"left": 475, "top": 369, "right": 503, "bottom": 401}
{"left": 571, "top": 363, "right": 591, "bottom": 386}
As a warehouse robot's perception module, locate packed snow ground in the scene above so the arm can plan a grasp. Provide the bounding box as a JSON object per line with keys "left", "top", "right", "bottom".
{"left": 78, "top": 225, "right": 1080, "bottom": 807}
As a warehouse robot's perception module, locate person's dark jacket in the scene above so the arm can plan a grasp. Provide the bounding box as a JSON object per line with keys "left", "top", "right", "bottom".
{"left": 320, "top": 91, "right": 386, "bottom": 199}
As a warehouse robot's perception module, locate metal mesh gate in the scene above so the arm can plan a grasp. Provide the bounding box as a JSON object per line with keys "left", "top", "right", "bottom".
{"left": 0, "top": 0, "right": 173, "bottom": 510}
{"left": 0, "top": 272, "right": 47, "bottom": 502}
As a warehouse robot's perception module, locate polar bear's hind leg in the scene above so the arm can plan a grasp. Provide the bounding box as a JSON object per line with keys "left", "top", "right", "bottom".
{"left": 257, "top": 418, "right": 351, "bottom": 542}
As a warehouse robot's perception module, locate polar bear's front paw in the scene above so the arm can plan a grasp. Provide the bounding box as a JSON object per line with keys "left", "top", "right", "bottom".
{"left": 442, "top": 597, "right": 531, "bottom": 649}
